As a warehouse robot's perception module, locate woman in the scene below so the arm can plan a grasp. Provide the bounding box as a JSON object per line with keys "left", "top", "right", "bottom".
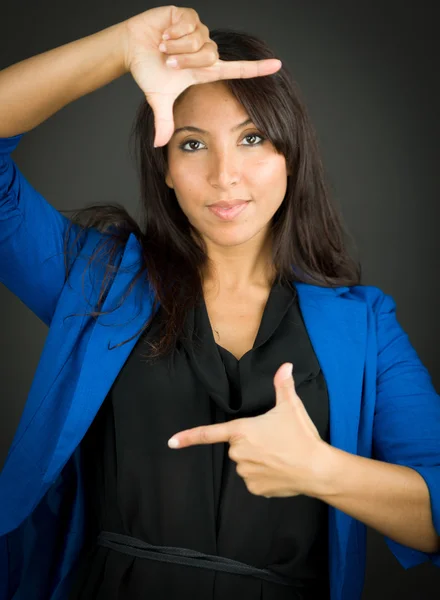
{"left": 0, "top": 6, "right": 439, "bottom": 600}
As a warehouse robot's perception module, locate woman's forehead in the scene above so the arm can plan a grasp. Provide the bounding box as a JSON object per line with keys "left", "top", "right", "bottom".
{"left": 174, "top": 84, "right": 249, "bottom": 129}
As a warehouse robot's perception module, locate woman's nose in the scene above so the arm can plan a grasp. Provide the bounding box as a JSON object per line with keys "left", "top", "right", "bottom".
{"left": 207, "top": 152, "right": 241, "bottom": 188}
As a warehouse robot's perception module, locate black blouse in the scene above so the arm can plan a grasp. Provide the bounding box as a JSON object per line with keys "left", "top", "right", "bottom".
{"left": 69, "top": 279, "right": 331, "bottom": 599}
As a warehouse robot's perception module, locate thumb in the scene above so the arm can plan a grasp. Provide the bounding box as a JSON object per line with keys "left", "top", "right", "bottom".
{"left": 147, "top": 93, "right": 176, "bottom": 148}
{"left": 274, "top": 362, "right": 295, "bottom": 406}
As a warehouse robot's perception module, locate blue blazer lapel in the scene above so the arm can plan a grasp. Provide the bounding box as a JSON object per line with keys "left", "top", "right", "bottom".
{"left": 295, "top": 281, "right": 367, "bottom": 597}
{"left": 44, "top": 233, "right": 155, "bottom": 483}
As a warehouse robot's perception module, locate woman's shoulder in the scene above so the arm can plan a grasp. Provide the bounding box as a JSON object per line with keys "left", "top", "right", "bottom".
{"left": 296, "top": 281, "right": 392, "bottom": 308}
{"left": 340, "top": 284, "right": 397, "bottom": 317}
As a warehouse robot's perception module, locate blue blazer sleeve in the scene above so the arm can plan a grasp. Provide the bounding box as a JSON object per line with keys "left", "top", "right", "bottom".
{"left": 372, "top": 291, "right": 440, "bottom": 567}
{"left": 0, "top": 133, "right": 83, "bottom": 326}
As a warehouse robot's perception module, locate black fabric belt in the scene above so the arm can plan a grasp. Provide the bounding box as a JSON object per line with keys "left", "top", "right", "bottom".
{"left": 97, "top": 530, "right": 305, "bottom": 589}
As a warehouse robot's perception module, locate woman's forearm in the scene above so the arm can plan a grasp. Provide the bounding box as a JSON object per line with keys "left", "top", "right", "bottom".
{"left": 0, "top": 20, "right": 130, "bottom": 137}
{"left": 310, "top": 444, "right": 440, "bottom": 554}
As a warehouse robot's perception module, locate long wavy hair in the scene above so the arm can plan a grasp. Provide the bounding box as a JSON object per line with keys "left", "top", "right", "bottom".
{"left": 61, "top": 28, "right": 362, "bottom": 362}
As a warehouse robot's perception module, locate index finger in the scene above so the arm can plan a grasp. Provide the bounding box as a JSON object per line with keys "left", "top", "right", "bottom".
{"left": 197, "top": 58, "right": 282, "bottom": 84}
{"left": 168, "top": 421, "right": 234, "bottom": 449}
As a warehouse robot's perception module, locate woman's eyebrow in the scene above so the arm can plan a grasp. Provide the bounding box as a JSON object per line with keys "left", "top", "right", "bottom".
{"left": 173, "top": 118, "right": 253, "bottom": 136}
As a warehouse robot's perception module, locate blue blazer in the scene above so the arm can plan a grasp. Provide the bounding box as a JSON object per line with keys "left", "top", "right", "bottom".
{"left": 1, "top": 133, "right": 439, "bottom": 600}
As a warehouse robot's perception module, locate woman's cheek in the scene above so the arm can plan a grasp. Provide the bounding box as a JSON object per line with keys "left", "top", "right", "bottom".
{"left": 252, "top": 157, "right": 284, "bottom": 182}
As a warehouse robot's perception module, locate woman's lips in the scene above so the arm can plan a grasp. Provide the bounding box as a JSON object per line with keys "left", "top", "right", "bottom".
{"left": 208, "top": 201, "right": 250, "bottom": 221}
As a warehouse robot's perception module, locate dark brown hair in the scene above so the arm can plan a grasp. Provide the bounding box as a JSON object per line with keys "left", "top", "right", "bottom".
{"left": 61, "top": 28, "right": 361, "bottom": 362}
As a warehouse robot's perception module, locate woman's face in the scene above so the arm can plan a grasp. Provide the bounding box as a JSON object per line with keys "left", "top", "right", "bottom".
{"left": 165, "top": 82, "right": 290, "bottom": 250}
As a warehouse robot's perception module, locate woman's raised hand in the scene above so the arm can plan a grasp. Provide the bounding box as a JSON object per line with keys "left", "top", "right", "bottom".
{"left": 122, "top": 6, "right": 282, "bottom": 148}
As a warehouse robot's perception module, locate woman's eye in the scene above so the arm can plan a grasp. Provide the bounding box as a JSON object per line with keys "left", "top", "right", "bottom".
{"left": 242, "top": 133, "right": 265, "bottom": 146}
{"left": 180, "top": 140, "right": 203, "bottom": 152}
{"left": 178, "top": 133, "right": 266, "bottom": 153}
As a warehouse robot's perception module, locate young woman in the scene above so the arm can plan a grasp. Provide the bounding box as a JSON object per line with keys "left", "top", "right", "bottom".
{"left": 0, "top": 6, "right": 439, "bottom": 600}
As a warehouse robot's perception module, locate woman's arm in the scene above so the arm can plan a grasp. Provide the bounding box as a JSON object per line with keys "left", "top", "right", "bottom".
{"left": 312, "top": 444, "right": 440, "bottom": 554}
{"left": 0, "top": 20, "right": 129, "bottom": 137}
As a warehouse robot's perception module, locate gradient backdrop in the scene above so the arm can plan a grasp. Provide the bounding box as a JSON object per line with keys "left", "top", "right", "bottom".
{"left": 0, "top": 0, "right": 439, "bottom": 598}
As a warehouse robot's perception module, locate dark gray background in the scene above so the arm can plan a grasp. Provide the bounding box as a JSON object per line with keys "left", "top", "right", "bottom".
{"left": 0, "top": 1, "right": 439, "bottom": 598}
